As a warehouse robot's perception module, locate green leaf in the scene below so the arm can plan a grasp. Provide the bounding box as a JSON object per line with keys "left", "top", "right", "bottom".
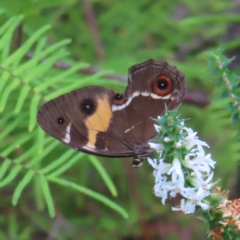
{"left": 12, "top": 170, "right": 35, "bottom": 205}
{"left": 29, "top": 94, "right": 41, "bottom": 131}
{"left": 33, "top": 176, "right": 45, "bottom": 211}
{"left": 37, "top": 128, "right": 45, "bottom": 153}
{"left": 39, "top": 176, "right": 55, "bottom": 218}
{"left": 14, "top": 85, "right": 31, "bottom": 114}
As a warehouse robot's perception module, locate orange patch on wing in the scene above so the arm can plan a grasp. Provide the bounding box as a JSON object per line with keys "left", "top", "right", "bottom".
{"left": 85, "top": 95, "right": 112, "bottom": 148}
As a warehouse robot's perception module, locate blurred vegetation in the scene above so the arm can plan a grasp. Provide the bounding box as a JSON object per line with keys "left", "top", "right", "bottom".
{"left": 0, "top": 0, "right": 240, "bottom": 239}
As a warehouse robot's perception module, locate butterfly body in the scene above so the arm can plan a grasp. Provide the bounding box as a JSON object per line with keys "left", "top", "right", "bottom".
{"left": 37, "top": 59, "right": 185, "bottom": 166}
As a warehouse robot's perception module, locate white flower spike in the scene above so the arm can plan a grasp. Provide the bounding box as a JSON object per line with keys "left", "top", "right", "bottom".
{"left": 148, "top": 111, "right": 216, "bottom": 214}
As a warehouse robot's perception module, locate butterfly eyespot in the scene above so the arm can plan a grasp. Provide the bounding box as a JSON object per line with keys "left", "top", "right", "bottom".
{"left": 80, "top": 98, "right": 96, "bottom": 115}
{"left": 113, "top": 93, "right": 125, "bottom": 105}
{"left": 57, "top": 117, "right": 65, "bottom": 124}
{"left": 152, "top": 75, "right": 172, "bottom": 96}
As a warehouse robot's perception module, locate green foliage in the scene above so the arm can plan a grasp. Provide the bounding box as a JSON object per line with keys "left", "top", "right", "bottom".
{"left": 206, "top": 49, "right": 240, "bottom": 123}
{"left": 201, "top": 50, "right": 240, "bottom": 174}
{"left": 0, "top": 13, "right": 128, "bottom": 222}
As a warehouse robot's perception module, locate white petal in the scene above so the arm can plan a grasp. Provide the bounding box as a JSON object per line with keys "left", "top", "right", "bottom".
{"left": 147, "top": 158, "right": 158, "bottom": 168}
{"left": 174, "top": 142, "right": 182, "bottom": 148}
{"left": 154, "top": 124, "right": 161, "bottom": 132}
{"left": 164, "top": 137, "right": 171, "bottom": 142}
{"left": 198, "top": 202, "right": 209, "bottom": 210}
{"left": 149, "top": 142, "right": 164, "bottom": 150}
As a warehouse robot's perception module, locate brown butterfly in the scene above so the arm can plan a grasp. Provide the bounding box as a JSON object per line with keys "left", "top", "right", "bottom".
{"left": 37, "top": 59, "right": 185, "bottom": 167}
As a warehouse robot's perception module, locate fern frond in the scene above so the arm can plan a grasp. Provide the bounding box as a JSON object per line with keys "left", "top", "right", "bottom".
{"left": 0, "top": 16, "right": 24, "bottom": 62}
{"left": 39, "top": 175, "right": 55, "bottom": 218}
{"left": 0, "top": 14, "right": 125, "bottom": 219}
{"left": 48, "top": 177, "right": 128, "bottom": 218}
{"left": 0, "top": 151, "right": 127, "bottom": 218}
